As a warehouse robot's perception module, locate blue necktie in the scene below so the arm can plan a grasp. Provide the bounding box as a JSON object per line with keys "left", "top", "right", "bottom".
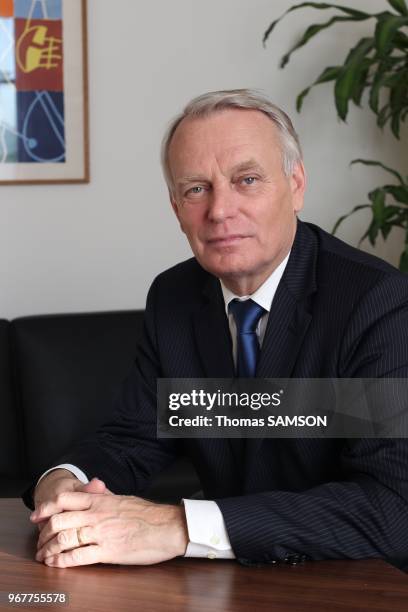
{"left": 229, "top": 299, "right": 266, "bottom": 377}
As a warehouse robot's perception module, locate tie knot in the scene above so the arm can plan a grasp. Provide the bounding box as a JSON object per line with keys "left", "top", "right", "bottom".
{"left": 229, "top": 299, "right": 266, "bottom": 334}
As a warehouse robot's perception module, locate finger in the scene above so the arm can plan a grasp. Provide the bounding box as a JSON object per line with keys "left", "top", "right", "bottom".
{"left": 78, "top": 478, "right": 106, "bottom": 494}
{"left": 44, "top": 544, "right": 101, "bottom": 568}
{"left": 31, "top": 492, "right": 92, "bottom": 523}
{"left": 85, "top": 478, "right": 114, "bottom": 495}
{"left": 37, "top": 511, "right": 94, "bottom": 550}
{"left": 36, "top": 526, "right": 95, "bottom": 562}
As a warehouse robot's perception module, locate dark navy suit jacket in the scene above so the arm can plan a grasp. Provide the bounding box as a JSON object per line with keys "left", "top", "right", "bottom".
{"left": 44, "top": 221, "right": 408, "bottom": 568}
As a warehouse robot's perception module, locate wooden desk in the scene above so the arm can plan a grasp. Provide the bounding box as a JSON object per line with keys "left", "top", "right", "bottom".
{"left": 1, "top": 498, "right": 408, "bottom": 612}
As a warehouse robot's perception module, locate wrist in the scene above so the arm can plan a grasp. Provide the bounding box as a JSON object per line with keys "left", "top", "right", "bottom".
{"left": 38, "top": 468, "right": 77, "bottom": 486}
{"left": 34, "top": 469, "right": 77, "bottom": 503}
{"left": 170, "top": 504, "right": 189, "bottom": 557}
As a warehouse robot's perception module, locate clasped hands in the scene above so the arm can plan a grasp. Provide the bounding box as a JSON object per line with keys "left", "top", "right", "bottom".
{"left": 31, "top": 471, "right": 188, "bottom": 568}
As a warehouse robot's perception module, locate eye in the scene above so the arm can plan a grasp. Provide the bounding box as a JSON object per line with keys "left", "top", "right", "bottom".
{"left": 241, "top": 176, "right": 257, "bottom": 185}
{"left": 185, "top": 185, "right": 205, "bottom": 196}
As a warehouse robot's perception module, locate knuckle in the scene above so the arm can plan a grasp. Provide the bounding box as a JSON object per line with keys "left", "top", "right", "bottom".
{"left": 56, "top": 491, "right": 68, "bottom": 504}
{"left": 36, "top": 502, "right": 46, "bottom": 515}
{"left": 57, "top": 531, "right": 68, "bottom": 545}
{"left": 81, "top": 526, "right": 92, "bottom": 543}
{"left": 71, "top": 548, "right": 82, "bottom": 564}
{"left": 51, "top": 555, "right": 63, "bottom": 567}
{"left": 49, "top": 515, "right": 61, "bottom": 531}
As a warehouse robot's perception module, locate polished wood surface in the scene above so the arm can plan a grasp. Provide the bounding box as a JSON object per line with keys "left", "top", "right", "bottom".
{"left": 0, "top": 498, "right": 408, "bottom": 611}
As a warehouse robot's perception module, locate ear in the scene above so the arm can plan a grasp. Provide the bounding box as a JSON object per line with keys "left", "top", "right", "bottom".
{"left": 290, "top": 161, "right": 306, "bottom": 214}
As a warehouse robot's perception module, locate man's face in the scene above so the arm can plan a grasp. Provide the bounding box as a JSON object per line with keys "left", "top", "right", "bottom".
{"left": 168, "top": 108, "right": 305, "bottom": 294}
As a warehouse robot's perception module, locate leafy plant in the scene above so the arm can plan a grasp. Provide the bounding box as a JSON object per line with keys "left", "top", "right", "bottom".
{"left": 263, "top": 0, "right": 408, "bottom": 271}
{"left": 333, "top": 159, "right": 408, "bottom": 268}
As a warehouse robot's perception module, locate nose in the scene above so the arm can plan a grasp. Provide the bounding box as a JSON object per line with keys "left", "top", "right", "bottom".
{"left": 207, "top": 182, "right": 238, "bottom": 223}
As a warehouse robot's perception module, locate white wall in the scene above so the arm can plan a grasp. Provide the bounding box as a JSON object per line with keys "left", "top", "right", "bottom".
{"left": 1, "top": 0, "right": 407, "bottom": 319}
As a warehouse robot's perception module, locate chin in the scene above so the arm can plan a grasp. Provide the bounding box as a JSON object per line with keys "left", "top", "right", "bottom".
{"left": 198, "top": 256, "right": 253, "bottom": 280}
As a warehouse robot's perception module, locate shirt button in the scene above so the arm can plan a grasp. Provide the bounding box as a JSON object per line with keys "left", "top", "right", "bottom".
{"left": 207, "top": 551, "right": 217, "bottom": 559}
{"left": 210, "top": 535, "right": 220, "bottom": 545}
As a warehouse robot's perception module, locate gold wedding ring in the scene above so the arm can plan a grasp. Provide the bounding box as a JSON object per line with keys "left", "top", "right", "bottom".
{"left": 76, "top": 528, "right": 85, "bottom": 546}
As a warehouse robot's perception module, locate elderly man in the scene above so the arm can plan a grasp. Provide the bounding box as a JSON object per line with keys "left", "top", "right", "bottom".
{"left": 27, "top": 89, "right": 408, "bottom": 569}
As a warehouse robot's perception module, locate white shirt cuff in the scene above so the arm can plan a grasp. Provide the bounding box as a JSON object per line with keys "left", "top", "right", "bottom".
{"left": 182, "top": 499, "right": 235, "bottom": 559}
{"left": 36, "top": 464, "right": 89, "bottom": 487}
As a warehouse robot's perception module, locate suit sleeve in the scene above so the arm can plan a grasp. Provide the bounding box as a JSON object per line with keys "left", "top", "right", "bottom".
{"left": 35, "top": 278, "right": 178, "bottom": 498}
{"left": 216, "top": 274, "right": 408, "bottom": 569}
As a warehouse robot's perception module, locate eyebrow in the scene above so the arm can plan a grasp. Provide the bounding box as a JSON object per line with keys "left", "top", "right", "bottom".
{"left": 230, "top": 159, "right": 265, "bottom": 174}
{"left": 176, "top": 175, "right": 210, "bottom": 187}
{"left": 176, "top": 159, "right": 265, "bottom": 187}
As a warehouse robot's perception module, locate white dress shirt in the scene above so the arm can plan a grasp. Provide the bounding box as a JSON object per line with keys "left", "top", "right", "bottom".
{"left": 37, "top": 252, "right": 290, "bottom": 560}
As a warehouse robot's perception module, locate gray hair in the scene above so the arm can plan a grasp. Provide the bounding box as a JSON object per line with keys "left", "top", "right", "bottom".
{"left": 161, "top": 89, "right": 303, "bottom": 194}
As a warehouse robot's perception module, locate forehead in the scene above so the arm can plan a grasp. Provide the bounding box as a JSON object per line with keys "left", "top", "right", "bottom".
{"left": 168, "top": 108, "right": 282, "bottom": 174}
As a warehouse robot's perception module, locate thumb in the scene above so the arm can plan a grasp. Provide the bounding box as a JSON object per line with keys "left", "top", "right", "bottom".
{"left": 76, "top": 477, "right": 113, "bottom": 495}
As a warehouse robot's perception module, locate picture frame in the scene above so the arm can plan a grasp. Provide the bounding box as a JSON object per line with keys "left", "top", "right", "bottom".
{"left": 0, "top": 0, "right": 89, "bottom": 184}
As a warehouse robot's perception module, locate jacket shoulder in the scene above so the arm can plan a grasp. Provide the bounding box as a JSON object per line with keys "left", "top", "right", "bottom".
{"left": 305, "top": 221, "right": 401, "bottom": 279}
{"left": 302, "top": 222, "right": 408, "bottom": 306}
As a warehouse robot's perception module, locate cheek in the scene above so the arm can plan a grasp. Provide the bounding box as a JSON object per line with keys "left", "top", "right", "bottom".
{"left": 179, "top": 216, "right": 205, "bottom": 246}
{"left": 264, "top": 188, "right": 295, "bottom": 221}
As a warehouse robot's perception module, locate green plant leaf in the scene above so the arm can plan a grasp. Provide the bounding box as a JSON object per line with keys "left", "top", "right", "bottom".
{"left": 350, "top": 159, "right": 405, "bottom": 184}
{"left": 358, "top": 221, "right": 379, "bottom": 246}
{"left": 358, "top": 227, "right": 371, "bottom": 246}
{"left": 367, "top": 219, "right": 380, "bottom": 245}
{"left": 393, "top": 209, "right": 408, "bottom": 226}
{"left": 296, "top": 65, "right": 342, "bottom": 110}
{"left": 379, "top": 107, "right": 392, "bottom": 127}
{"left": 384, "top": 204, "right": 406, "bottom": 219}
{"left": 369, "top": 60, "right": 396, "bottom": 113}
{"left": 389, "top": 77, "right": 408, "bottom": 137}
{"left": 385, "top": 67, "right": 408, "bottom": 87}
{"left": 375, "top": 15, "right": 408, "bottom": 55}
{"left": 263, "top": 2, "right": 372, "bottom": 45}
{"left": 382, "top": 184, "right": 408, "bottom": 203}
{"left": 280, "top": 16, "right": 372, "bottom": 68}
{"left": 352, "top": 61, "right": 372, "bottom": 106}
{"left": 381, "top": 223, "right": 393, "bottom": 240}
{"left": 379, "top": 207, "right": 405, "bottom": 238}
{"left": 387, "top": 0, "right": 408, "bottom": 16}
{"left": 377, "top": 103, "right": 392, "bottom": 127}
{"left": 332, "top": 204, "right": 371, "bottom": 234}
{"left": 393, "top": 30, "right": 408, "bottom": 47}
{"left": 371, "top": 188, "right": 386, "bottom": 219}
{"left": 334, "top": 38, "right": 375, "bottom": 119}
{"left": 391, "top": 113, "right": 401, "bottom": 137}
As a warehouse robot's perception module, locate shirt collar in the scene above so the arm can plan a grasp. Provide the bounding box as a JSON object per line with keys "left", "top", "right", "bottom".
{"left": 220, "top": 252, "right": 290, "bottom": 315}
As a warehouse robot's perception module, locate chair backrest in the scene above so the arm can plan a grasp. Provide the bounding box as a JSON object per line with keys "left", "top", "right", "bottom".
{"left": 12, "top": 310, "right": 144, "bottom": 478}
{"left": 0, "top": 320, "right": 22, "bottom": 477}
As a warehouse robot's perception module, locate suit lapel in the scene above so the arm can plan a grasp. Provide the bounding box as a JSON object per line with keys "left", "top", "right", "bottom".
{"left": 258, "top": 220, "right": 318, "bottom": 378}
{"left": 245, "top": 221, "right": 318, "bottom": 467}
{"left": 256, "top": 284, "right": 312, "bottom": 378}
{"left": 192, "top": 274, "right": 235, "bottom": 378}
{"left": 192, "top": 275, "right": 243, "bottom": 475}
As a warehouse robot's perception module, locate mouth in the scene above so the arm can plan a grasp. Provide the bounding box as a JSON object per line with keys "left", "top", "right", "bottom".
{"left": 206, "top": 235, "right": 248, "bottom": 247}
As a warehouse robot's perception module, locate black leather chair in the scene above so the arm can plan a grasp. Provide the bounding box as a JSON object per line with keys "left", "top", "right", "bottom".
{"left": 1, "top": 311, "right": 199, "bottom": 502}
{"left": 0, "top": 319, "right": 25, "bottom": 495}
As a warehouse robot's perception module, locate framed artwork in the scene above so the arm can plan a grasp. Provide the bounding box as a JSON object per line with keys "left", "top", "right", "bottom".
{"left": 0, "top": 0, "right": 89, "bottom": 184}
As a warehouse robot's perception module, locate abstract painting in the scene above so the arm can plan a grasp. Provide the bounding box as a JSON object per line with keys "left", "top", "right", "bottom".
{"left": 0, "top": 0, "right": 88, "bottom": 183}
